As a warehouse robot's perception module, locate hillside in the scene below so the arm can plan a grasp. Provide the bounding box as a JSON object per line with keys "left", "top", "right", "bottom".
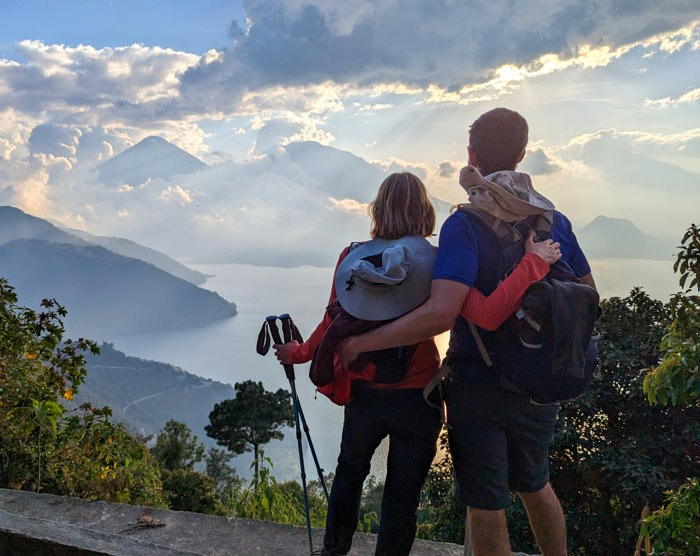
{"left": 74, "top": 343, "right": 236, "bottom": 439}
{"left": 0, "top": 205, "right": 88, "bottom": 246}
{"left": 96, "top": 135, "right": 207, "bottom": 186}
{"left": 576, "top": 215, "right": 676, "bottom": 260}
{"left": 2, "top": 206, "right": 208, "bottom": 285}
{"left": 0, "top": 239, "right": 236, "bottom": 336}
{"left": 72, "top": 343, "right": 297, "bottom": 479}
{"left": 63, "top": 227, "right": 209, "bottom": 285}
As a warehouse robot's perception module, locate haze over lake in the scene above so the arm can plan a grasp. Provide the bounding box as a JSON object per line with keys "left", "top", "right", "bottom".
{"left": 100, "top": 257, "right": 679, "bottom": 475}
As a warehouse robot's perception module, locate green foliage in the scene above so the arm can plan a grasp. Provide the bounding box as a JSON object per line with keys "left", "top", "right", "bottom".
{"left": 645, "top": 224, "right": 700, "bottom": 407}
{"left": 206, "top": 380, "right": 294, "bottom": 482}
{"left": 357, "top": 475, "right": 383, "bottom": 534}
{"left": 543, "top": 288, "right": 699, "bottom": 555}
{"left": 640, "top": 225, "right": 700, "bottom": 554}
{"left": 641, "top": 479, "right": 700, "bottom": 555}
{"left": 0, "top": 278, "right": 164, "bottom": 506}
{"left": 223, "top": 451, "right": 327, "bottom": 526}
{"left": 416, "top": 433, "right": 466, "bottom": 543}
{"left": 205, "top": 447, "right": 240, "bottom": 493}
{"left": 151, "top": 419, "right": 206, "bottom": 471}
{"left": 47, "top": 406, "right": 165, "bottom": 505}
{"left": 161, "top": 468, "right": 220, "bottom": 514}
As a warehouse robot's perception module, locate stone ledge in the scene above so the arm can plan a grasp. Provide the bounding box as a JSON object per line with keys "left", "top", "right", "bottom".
{"left": 0, "top": 489, "right": 463, "bottom": 555}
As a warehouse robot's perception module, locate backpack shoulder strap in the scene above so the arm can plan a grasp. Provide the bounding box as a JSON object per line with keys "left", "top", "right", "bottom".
{"left": 455, "top": 204, "right": 515, "bottom": 245}
{"left": 532, "top": 211, "right": 554, "bottom": 241}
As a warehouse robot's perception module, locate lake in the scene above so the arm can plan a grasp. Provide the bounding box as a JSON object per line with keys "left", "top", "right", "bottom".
{"left": 106, "top": 257, "right": 679, "bottom": 477}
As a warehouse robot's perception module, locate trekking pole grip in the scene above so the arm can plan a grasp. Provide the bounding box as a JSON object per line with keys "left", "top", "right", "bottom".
{"left": 267, "top": 316, "right": 296, "bottom": 380}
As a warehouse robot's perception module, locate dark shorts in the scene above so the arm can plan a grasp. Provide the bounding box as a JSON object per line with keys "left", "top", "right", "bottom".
{"left": 444, "top": 381, "right": 558, "bottom": 510}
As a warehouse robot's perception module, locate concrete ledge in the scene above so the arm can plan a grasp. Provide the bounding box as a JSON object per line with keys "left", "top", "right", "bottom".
{"left": 0, "top": 489, "right": 463, "bottom": 555}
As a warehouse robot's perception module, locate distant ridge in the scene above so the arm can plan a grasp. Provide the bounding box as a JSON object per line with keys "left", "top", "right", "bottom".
{"left": 96, "top": 135, "right": 206, "bottom": 186}
{"left": 576, "top": 215, "right": 676, "bottom": 260}
{"left": 0, "top": 239, "right": 236, "bottom": 336}
{"left": 63, "top": 227, "right": 209, "bottom": 285}
{"left": 1, "top": 206, "right": 208, "bottom": 285}
{"left": 0, "top": 205, "right": 88, "bottom": 246}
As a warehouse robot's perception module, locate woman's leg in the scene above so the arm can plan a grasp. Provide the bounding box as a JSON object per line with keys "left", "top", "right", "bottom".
{"left": 322, "top": 391, "right": 387, "bottom": 555}
{"left": 375, "top": 389, "right": 442, "bottom": 556}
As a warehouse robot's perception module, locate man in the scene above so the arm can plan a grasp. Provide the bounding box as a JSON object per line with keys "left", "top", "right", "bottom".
{"left": 339, "top": 108, "right": 595, "bottom": 556}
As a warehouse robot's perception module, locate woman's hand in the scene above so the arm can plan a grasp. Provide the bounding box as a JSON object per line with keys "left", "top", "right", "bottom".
{"left": 525, "top": 230, "right": 562, "bottom": 265}
{"left": 273, "top": 341, "right": 299, "bottom": 365}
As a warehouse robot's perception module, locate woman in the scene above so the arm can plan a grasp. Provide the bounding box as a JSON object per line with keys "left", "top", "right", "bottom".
{"left": 274, "top": 172, "right": 560, "bottom": 555}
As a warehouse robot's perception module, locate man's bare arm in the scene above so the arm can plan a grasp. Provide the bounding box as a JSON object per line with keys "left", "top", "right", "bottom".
{"left": 337, "top": 279, "right": 470, "bottom": 367}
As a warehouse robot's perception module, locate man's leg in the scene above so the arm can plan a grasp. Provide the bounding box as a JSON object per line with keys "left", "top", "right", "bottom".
{"left": 467, "top": 507, "right": 511, "bottom": 556}
{"left": 444, "top": 384, "right": 512, "bottom": 556}
{"left": 517, "top": 483, "right": 567, "bottom": 556}
{"left": 503, "top": 396, "right": 562, "bottom": 556}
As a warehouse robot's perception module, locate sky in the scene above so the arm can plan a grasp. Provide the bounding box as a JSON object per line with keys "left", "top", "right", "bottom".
{"left": 0, "top": 0, "right": 699, "bottom": 266}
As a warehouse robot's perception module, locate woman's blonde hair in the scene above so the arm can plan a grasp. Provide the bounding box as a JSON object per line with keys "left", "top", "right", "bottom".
{"left": 369, "top": 172, "right": 436, "bottom": 239}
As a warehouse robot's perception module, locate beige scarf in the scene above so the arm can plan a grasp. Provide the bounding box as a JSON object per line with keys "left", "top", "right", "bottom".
{"left": 458, "top": 165, "right": 555, "bottom": 222}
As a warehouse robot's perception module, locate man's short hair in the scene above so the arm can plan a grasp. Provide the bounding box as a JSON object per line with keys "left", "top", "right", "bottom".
{"left": 469, "top": 108, "right": 528, "bottom": 175}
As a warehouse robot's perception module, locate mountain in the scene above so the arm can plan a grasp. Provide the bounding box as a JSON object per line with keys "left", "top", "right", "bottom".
{"left": 576, "top": 215, "right": 676, "bottom": 260}
{"left": 96, "top": 136, "right": 207, "bottom": 186}
{"left": 74, "top": 343, "right": 236, "bottom": 440}
{"left": 285, "top": 141, "right": 384, "bottom": 202}
{"left": 0, "top": 205, "right": 89, "bottom": 246}
{"left": 0, "top": 239, "right": 236, "bottom": 336}
{"left": 63, "top": 227, "right": 209, "bottom": 285}
{"left": 1, "top": 206, "right": 208, "bottom": 285}
{"left": 284, "top": 141, "right": 453, "bottom": 217}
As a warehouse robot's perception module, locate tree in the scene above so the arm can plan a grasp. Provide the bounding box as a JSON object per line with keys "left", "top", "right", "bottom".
{"left": 644, "top": 223, "right": 700, "bottom": 407}
{"left": 206, "top": 380, "right": 294, "bottom": 483}
{"left": 150, "top": 420, "right": 221, "bottom": 513}
{"left": 640, "top": 224, "right": 700, "bottom": 553}
{"left": 540, "top": 288, "right": 699, "bottom": 555}
{"left": 151, "top": 419, "right": 205, "bottom": 471}
{"left": 205, "top": 447, "right": 240, "bottom": 492}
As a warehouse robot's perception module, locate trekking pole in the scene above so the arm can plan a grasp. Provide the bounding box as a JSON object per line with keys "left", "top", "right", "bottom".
{"left": 279, "top": 313, "right": 330, "bottom": 503}
{"left": 259, "top": 315, "right": 315, "bottom": 555}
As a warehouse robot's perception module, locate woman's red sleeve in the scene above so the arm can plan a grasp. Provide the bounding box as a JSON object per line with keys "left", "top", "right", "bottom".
{"left": 460, "top": 253, "right": 549, "bottom": 331}
{"left": 287, "top": 246, "right": 350, "bottom": 364}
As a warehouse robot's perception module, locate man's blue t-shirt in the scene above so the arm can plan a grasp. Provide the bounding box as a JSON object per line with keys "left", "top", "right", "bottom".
{"left": 433, "top": 210, "right": 590, "bottom": 288}
{"left": 433, "top": 209, "right": 591, "bottom": 378}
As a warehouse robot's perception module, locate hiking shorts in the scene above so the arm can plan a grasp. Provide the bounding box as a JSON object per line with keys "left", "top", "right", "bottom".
{"left": 444, "top": 381, "right": 558, "bottom": 510}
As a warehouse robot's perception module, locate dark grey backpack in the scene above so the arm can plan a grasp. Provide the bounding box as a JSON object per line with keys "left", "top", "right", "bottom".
{"left": 458, "top": 204, "right": 600, "bottom": 404}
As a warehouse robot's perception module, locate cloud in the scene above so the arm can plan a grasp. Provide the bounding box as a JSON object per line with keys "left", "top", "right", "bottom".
{"left": 371, "top": 157, "right": 429, "bottom": 180}
{"left": 28, "top": 123, "right": 80, "bottom": 158}
{"left": 327, "top": 196, "right": 368, "bottom": 214}
{"left": 159, "top": 184, "right": 194, "bottom": 206}
{"left": 437, "top": 161, "right": 457, "bottom": 178}
{"left": 644, "top": 87, "right": 700, "bottom": 108}
{"left": 521, "top": 148, "right": 562, "bottom": 175}
{"left": 178, "top": 1, "right": 700, "bottom": 109}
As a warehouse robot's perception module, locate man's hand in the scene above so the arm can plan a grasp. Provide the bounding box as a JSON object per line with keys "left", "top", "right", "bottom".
{"left": 273, "top": 341, "right": 299, "bottom": 365}
{"left": 525, "top": 230, "right": 561, "bottom": 265}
